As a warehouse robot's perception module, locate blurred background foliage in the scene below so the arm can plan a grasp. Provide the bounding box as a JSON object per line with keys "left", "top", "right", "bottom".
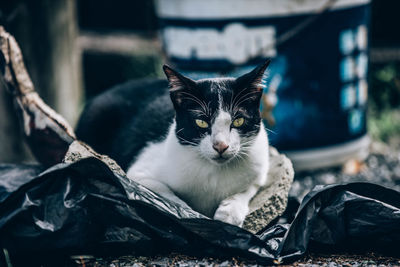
{"left": 366, "top": 1, "right": 400, "bottom": 144}
{"left": 369, "top": 62, "right": 400, "bottom": 144}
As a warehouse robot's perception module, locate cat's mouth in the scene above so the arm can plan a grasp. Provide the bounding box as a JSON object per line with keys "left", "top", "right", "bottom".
{"left": 211, "top": 156, "right": 232, "bottom": 164}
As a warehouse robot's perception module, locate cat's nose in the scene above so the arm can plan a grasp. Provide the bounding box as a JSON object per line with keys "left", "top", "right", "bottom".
{"left": 213, "top": 142, "right": 229, "bottom": 155}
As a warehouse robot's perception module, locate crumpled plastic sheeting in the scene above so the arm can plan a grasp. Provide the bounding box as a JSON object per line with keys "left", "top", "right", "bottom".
{"left": 0, "top": 158, "right": 400, "bottom": 266}
{"left": 270, "top": 183, "right": 400, "bottom": 262}
{"left": 0, "top": 164, "right": 43, "bottom": 203}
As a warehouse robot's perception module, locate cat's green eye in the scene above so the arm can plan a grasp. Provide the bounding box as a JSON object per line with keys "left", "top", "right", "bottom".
{"left": 195, "top": 119, "right": 209, "bottom": 128}
{"left": 232, "top": 117, "right": 245, "bottom": 127}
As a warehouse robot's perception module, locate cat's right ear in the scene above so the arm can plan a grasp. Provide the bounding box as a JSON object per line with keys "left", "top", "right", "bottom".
{"left": 163, "top": 65, "right": 196, "bottom": 106}
{"left": 163, "top": 65, "right": 196, "bottom": 91}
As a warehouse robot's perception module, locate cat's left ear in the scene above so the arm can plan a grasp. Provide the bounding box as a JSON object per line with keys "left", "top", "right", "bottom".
{"left": 163, "top": 64, "right": 198, "bottom": 107}
{"left": 235, "top": 59, "right": 271, "bottom": 93}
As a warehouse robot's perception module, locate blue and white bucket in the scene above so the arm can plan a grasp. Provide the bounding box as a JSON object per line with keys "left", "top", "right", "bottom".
{"left": 155, "top": 0, "right": 371, "bottom": 171}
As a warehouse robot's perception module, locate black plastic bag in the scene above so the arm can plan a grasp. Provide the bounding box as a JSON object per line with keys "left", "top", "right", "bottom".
{"left": 1, "top": 158, "right": 400, "bottom": 266}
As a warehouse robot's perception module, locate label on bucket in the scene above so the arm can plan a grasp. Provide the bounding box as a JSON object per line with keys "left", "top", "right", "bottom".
{"left": 162, "top": 23, "right": 276, "bottom": 65}
{"left": 156, "top": 0, "right": 371, "bottom": 152}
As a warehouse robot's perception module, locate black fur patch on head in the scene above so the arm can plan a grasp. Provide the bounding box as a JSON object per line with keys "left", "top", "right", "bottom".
{"left": 229, "top": 60, "right": 271, "bottom": 137}
{"left": 162, "top": 60, "right": 270, "bottom": 146}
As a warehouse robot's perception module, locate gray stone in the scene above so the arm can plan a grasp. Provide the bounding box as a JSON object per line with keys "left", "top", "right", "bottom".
{"left": 63, "top": 140, "right": 126, "bottom": 178}
{"left": 243, "top": 147, "right": 294, "bottom": 233}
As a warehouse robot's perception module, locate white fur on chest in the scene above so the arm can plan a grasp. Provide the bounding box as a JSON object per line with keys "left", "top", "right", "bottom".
{"left": 126, "top": 121, "right": 269, "bottom": 217}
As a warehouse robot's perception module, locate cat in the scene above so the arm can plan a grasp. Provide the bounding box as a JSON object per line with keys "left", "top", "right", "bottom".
{"left": 76, "top": 60, "right": 271, "bottom": 227}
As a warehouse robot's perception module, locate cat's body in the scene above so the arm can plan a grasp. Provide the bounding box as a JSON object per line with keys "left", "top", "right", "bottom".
{"left": 127, "top": 120, "right": 269, "bottom": 220}
{"left": 76, "top": 79, "right": 174, "bottom": 170}
{"left": 77, "top": 61, "right": 271, "bottom": 226}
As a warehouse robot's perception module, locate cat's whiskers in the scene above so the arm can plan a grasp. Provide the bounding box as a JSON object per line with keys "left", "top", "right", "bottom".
{"left": 176, "top": 128, "right": 184, "bottom": 134}
{"left": 229, "top": 87, "right": 248, "bottom": 112}
{"left": 188, "top": 109, "right": 208, "bottom": 117}
{"left": 231, "top": 92, "right": 260, "bottom": 114}
{"left": 239, "top": 140, "right": 256, "bottom": 154}
{"left": 231, "top": 86, "right": 248, "bottom": 106}
{"left": 236, "top": 152, "right": 249, "bottom": 162}
{"left": 239, "top": 150, "right": 251, "bottom": 159}
{"left": 192, "top": 137, "right": 203, "bottom": 144}
{"left": 233, "top": 91, "right": 259, "bottom": 107}
{"left": 264, "top": 127, "right": 276, "bottom": 134}
{"left": 235, "top": 88, "right": 255, "bottom": 102}
{"left": 240, "top": 145, "right": 252, "bottom": 153}
{"left": 182, "top": 96, "right": 208, "bottom": 114}
{"left": 206, "top": 101, "right": 212, "bottom": 116}
{"left": 180, "top": 92, "right": 209, "bottom": 115}
{"left": 241, "top": 140, "right": 254, "bottom": 148}
{"left": 177, "top": 135, "right": 199, "bottom": 146}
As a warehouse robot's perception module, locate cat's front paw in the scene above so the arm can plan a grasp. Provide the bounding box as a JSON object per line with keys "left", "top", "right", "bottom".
{"left": 213, "top": 199, "right": 249, "bottom": 227}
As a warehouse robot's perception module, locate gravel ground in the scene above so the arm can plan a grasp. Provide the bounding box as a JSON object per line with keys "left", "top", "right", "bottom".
{"left": 291, "top": 140, "right": 400, "bottom": 204}
{"left": 67, "top": 252, "right": 400, "bottom": 267}
{"left": 294, "top": 253, "right": 400, "bottom": 267}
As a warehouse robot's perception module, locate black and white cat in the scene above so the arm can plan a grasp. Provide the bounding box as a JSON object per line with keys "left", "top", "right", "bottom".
{"left": 76, "top": 60, "right": 271, "bottom": 227}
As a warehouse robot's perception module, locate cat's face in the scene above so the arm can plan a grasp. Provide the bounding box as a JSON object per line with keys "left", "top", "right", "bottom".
{"left": 163, "top": 61, "right": 270, "bottom": 165}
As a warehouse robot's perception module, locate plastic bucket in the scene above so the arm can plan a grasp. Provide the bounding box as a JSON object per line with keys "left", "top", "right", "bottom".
{"left": 155, "top": 0, "right": 371, "bottom": 170}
